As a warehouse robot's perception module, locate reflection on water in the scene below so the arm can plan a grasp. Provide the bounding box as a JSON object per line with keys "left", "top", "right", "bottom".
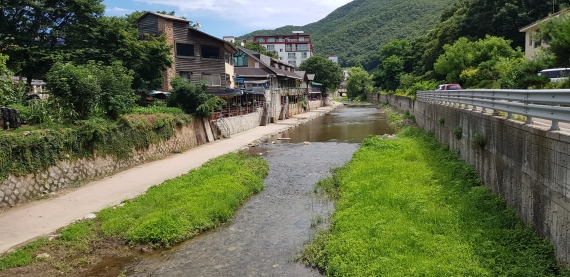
{"left": 121, "top": 106, "right": 393, "bottom": 276}
{"left": 270, "top": 106, "right": 395, "bottom": 143}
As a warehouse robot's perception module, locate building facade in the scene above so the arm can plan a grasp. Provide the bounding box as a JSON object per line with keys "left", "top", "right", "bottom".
{"left": 519, "top": 8, "right": 570, "bottom": 60}
{"left": 252, "top": 31, "right": 314, "bottom": 68}
{"left": 136, "top": 12, "right": 237, "bottom": 93}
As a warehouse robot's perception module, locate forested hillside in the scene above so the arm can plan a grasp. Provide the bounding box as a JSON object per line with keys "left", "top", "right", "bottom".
{"left": 238, "top": 0, "right": 454, "bottom": 69}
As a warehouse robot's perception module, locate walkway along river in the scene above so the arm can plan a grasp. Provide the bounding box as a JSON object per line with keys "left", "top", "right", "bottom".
{"left": 113, "top": 106, "right": 395, "bottom": 276}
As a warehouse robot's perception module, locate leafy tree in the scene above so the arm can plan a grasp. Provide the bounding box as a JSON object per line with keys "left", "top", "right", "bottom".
{"left": 0, "top": 0, "right": 105, "bottom": 83}
{"left": 46, "top": 61, "right": 135, "bottom": 120}
{"left": 434, "top": 35, "right": 523, "bottom": 84}
{"left": 0, "top": 54, "right": 13, "bottom": 104}
{"left": 346, "top": 66, "right": 373, "bottom": 99}
{"left": 299, "top": 56, "right": 343, "bottom": 95}
{"left": 168, "top": 77, "right": 224, "bottom": 118}
{"left": 74, "top": 14, "right": 173, "bottom": 91}
{"left": 376, "top": 55, "right": 405, "bottom": 91}
{"left": 540, "top": 16, "right": 570, "bottom": 67}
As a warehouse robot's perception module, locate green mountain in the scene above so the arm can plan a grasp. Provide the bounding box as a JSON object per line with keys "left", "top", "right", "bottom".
{"left": 238, "top": 0, "right": 455, "bottom": 69}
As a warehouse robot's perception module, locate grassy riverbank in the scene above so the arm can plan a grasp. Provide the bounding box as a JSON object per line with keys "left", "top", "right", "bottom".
{"left": 300, "top": 111, "right": 568, "bottom": 276}
{"left": 0, "top": 152, "right": 268, "bottom": 275}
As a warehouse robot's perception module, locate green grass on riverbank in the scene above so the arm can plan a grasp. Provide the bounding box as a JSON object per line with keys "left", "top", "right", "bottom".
{"left": 301, "top": 120, "right": 567, "bottom": 276}
{"left": 0, "top": 152, "right": 268, "bottom": 273}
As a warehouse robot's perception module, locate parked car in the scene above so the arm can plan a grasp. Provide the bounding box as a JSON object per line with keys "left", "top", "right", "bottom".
{"left": 538, "top": 68, "right": 570, "bottom": 83}
{"left": 436, "top": 84, "right": 462, "bottom": 90}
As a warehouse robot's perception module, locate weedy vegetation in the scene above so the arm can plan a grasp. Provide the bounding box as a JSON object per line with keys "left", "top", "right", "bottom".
{"left": 0, "top": 152, "right": 268, "bottom": 274}
{"left": 300, "top": 108, "right": 568, "bottom": 276}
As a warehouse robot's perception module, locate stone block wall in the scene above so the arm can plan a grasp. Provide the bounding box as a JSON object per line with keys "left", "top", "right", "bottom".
{"left": 288, "top": 103, "right": 304, "bottom": 117}
{"left": 308, "top": 100, "right": 323, "bottom": 110}
{"left": 213, "top": 108, "right": 263, "bottom": 138}
{"left": 368, "top": 93, "right": 570, "bottom": 263}
{"left": 0, "top": 120, "right": 209, "bottom": 208}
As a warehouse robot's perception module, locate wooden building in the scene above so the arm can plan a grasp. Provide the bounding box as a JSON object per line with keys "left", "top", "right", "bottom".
{"left": 136, "top": 12, "right": 237, "bottom": 93}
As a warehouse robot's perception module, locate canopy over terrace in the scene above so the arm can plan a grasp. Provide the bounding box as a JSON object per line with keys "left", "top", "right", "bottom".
{"left": 211, "top": 87, "right": 266, "bottom": 119}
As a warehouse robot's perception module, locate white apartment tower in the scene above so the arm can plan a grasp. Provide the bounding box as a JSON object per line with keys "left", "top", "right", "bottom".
{"left": 253, "top": 31, "right": 314, "bottom": 68}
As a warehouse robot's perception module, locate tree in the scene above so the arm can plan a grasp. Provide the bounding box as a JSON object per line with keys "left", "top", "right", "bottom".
{"left": 0, "top": 0, "right": 105, "bottom": 83}
{"left": 0, "top": 54, "right": 12, "bottom": 103}
{"left": 46, "top": 61, "right": 135, "bottom": 120}
{"left": 376, "top": 55, "right": 405, "bottom": 91}
{"left": 346, "top": 66, "right": 373, "bottom": 99}
{"left": 299, "top": 56, "right": 343, "bottom": 95}
{"left": 74, "top": 14, "right": 173, "bottom": 91}
{"left": 434, "top": 35, "right": 522, "bottom": 84}
{"left": 540, "top": 16, "right": 570, "bottom": 67}
{"left": 167, "top": 77, "right": 224, "bottom": 118}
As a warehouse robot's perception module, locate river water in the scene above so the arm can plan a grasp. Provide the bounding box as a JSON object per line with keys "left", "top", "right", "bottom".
{"left": 123, "top": 106, "right": 395, "bottom": 276}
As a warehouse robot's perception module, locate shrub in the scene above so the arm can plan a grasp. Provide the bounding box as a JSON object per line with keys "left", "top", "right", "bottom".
{"left": 168, "top": 77, "right": 224, "bottom": 118}
{"left": 46, "top": 61, "right": 135, "bottom": 121}
{"left": 453, "top": 126, "right": 463, "bottom": 140}
{"left": 472, "top": 132, "right": 486, "bottom": 148}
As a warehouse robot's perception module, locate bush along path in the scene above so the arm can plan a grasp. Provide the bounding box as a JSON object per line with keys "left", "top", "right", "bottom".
{"left": 0, "top": 152, "right": 268, "bottom": 276}
{"left": 299, "top": 108, "right": 569, "bottom": 276}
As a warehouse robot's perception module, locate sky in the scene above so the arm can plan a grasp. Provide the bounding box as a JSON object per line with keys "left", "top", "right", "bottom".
{"left": 102, "top": 0, "right": 353, "bottom": 39}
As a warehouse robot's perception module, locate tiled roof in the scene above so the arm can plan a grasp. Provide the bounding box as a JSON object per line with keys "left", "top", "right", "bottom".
{"left": 235, "top": 68, "right": 275, "bottom": 77}
{"left": 236, "top": 46, "right": 301, "bottom": 79}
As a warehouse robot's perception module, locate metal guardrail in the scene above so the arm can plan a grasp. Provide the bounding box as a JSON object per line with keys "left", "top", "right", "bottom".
{"left": 416, "top": 89, "right": 570, "bottom": 131}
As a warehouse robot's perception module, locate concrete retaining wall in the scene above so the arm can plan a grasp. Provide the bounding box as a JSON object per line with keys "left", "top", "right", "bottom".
{"left": 214, "top": 108, "right": 263, "bottom": 137}
{"left": 0, "top": 119, "right": 212, "bottom": 209}
{"left": 308, "top": 100, "right": 323, "bottom": 110}
{"left": 368, "top": 93, "right": 570, "bottom": 263}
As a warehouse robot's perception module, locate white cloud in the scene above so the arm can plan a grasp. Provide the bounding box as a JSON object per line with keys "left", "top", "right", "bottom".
{"left": 136, "top": 0, "right": 353, "bottom": 29}
{"left": 105, "top": 7, "right": 133, "bottom": 15}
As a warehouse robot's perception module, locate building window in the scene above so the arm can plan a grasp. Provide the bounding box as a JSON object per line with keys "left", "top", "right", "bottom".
{"left": 202, "top": 74, "right": 222, "bottom": 86}
{"left": 288, "top": 53, "right": 296, "bottom": 59}
{"left": 224, "top": 51, "right": 233, "bottom": 64}
{"left": 201, "top": 45, "right": 220, "bottom": 59}
{"left": 267, "top": 45, "right": 275, "bottom": 51}
{"left": 180, "top": 71, "right": 190, "bottom": 81}
{"left": 299, "top": 37, "right": 306, "bottom": 42}
{"left": 297, "top": 44, "right": 308, "bottom": 51}
{"left": 288, "top": 60, "right": 296, "bottom": 66}
{"left": 301, "top": 52, "right": 308, "bottom": 59}
{"left": 279, "top": 48, "right": 283, "bottom": 52}
{"left": 176, "top": 43, "right": 194, "bottom": 57}
{"left": 234, "top": 51, "right": 248, "bottom": 67}
{"left": 267, "top": 38, "right": 275, "bottom": 42}
{"left": 258, "top": 38, "right": 264, "bottom": 42}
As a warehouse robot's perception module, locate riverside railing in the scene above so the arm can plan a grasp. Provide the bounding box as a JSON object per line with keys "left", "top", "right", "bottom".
{"left": 416, "top": 89, "right": 570, "bottom": 131}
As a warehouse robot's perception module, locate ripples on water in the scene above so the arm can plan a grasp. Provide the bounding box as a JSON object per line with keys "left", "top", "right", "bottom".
{"left": 123, "top": 107, "right": 394, "bottom": 276}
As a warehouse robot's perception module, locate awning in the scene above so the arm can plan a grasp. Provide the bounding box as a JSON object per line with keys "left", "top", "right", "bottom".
{"left": 207, "top": 88, "right": 243, "bottom": 97}
{"left": 243, "top": 90, "right": 265, "bottom": 95}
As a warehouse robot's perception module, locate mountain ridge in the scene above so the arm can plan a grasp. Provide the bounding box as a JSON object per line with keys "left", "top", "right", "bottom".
{"left": 237, "top": 0, "right": 455, "bottom": 69}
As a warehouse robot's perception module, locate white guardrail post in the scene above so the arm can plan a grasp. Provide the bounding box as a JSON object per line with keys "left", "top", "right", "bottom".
{"left": 416, "top": 89, "right": 570, "bottom": 131}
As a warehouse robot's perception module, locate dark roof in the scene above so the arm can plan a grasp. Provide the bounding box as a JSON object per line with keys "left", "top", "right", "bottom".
{"left": 272, "top": 67, "right": 301, "bottom": 79}
{"left": 207, "top": 88, "right": 243, "bottom": 97}
{"left": 136, "top": 12, "right": 189, "bottom": 23}
{"left": 236, "top": 46, "right": 300, "bottom": 79}
{"left": 235, "top": 68, "right": 275, "bottom": 77}
{"left": 189, "top": 29, "right": 237, "bottom": 52}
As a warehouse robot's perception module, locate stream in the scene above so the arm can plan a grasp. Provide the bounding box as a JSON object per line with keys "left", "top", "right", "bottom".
{"left": 122, "top": 106, "right": 395, "bottom": 276}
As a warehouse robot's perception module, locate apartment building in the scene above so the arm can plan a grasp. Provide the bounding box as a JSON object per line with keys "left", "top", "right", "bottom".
{"left": 252, "top": 31, "right": 314, "bottom": 68}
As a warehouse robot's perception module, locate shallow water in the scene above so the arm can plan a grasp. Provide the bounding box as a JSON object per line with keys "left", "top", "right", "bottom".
{"left": 120, "top": 106, "right": 394, "bottom": 276}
